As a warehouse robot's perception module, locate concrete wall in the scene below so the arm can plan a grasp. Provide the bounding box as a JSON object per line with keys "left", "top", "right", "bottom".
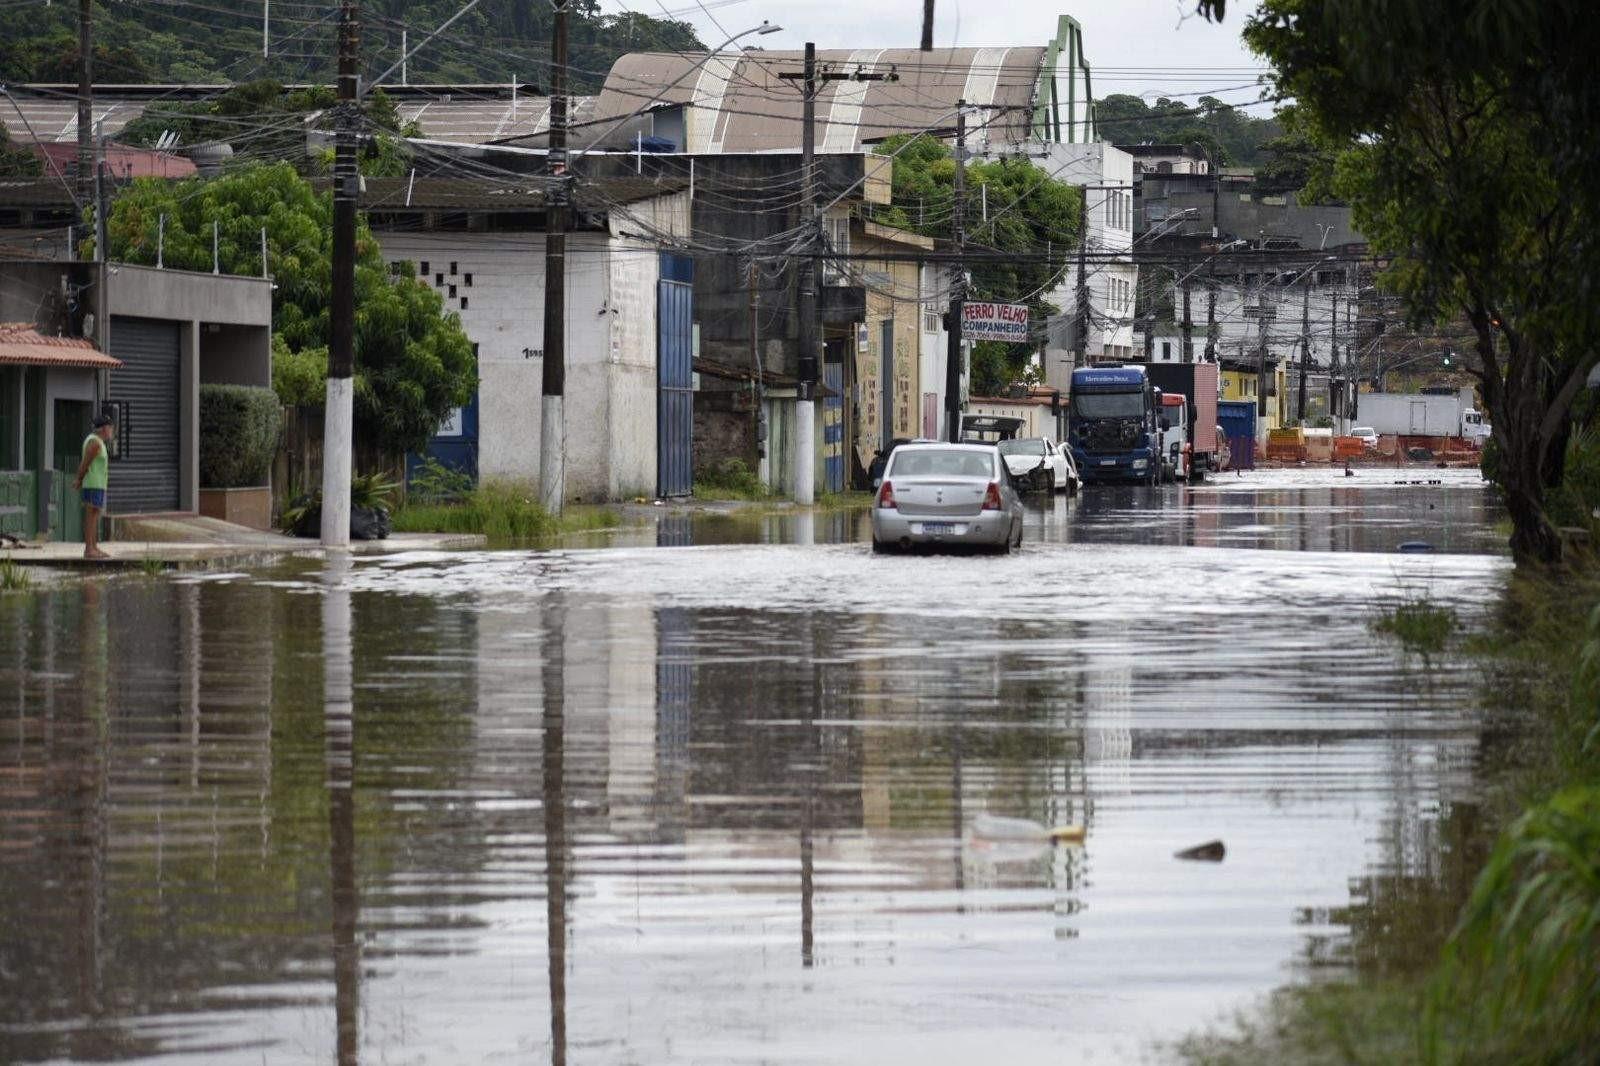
{"left": 374, "top": 227, "right": 663, "bottom": 502}
{"left": 103, "top": 265, "right": 273, "bottom": 326}
{"left": 201, "top": 324, "right": 272, "bottom": 387}
{"left": 917, "top": 264, "right": 948, "bottom": 438}
{"left": 0, "top": 263, "right": 74, "bottom": 333}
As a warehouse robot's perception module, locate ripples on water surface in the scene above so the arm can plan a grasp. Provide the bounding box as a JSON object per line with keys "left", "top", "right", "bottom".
{"left": 0, "top": 471, "right": 1506, "bottom": 1063}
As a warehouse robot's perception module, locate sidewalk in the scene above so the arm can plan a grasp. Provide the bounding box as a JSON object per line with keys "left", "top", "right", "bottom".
{"left": 3, "top": 515, "right": 485, "bottom": 571}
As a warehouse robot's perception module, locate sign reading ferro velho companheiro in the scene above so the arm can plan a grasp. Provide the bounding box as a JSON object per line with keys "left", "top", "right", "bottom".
{"left": 961, "top": 301, "right": 1030, "bottom": 343}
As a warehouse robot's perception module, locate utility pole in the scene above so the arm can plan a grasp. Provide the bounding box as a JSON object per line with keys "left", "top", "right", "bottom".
{"left": 1204, "top": 283, "right": 1217, "bottom": 361}
{"left": 781, "top": 53, "right": 896, "bottom": 467}
{"left": 793, "top": 43, "right": 818, "bottom": 499}
{"left": 921, "top": 0, "right": 935, "bottom": 50}
{"left": 1073, "top": 189, "right": 1087, "bottom": 370}
{"left": 749, "top": 258, "right": 761, "bottom": 457}
{"left": 76, "top": 0, "right": 93, "bottom": 246}
{"left": 320, "top": 0, "right": 359, "bottom": 548}
{"left": 1255, "top": 278, "right": 1269, "bottom": 441}
{"left": 263, "top": 0, "right": 270, "bottom": 57}
{"left": 1329, "top": 287, "right": 1342, "bottom": 432}
{"left": 1297, "top": 278, "right": 1310, "bottom": 423}
{"left": 944, "top": 100, "right": 966, "bottom": 442}
{"left": 1180, "top": 281, "right": 1193, "bottom": 363}
{"left": 539, "top": 0, "right": 570, "bottom": 515}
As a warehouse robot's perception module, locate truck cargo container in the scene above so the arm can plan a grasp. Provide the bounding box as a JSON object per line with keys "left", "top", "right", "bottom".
{"left": 1357, "top": 388, "right": 1490, "bottom": 443}
{"left": 1142, "top": 362, "right": 1221, "bottom": 478}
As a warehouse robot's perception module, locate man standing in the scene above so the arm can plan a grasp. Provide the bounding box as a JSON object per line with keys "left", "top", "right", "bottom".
{"left": 73, "top": 414, "right": 114, "bottom": 560}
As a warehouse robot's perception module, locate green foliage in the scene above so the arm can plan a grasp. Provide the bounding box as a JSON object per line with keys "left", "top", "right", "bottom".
{"left": 1252, "top": 107, "right": 1340, "bottom": 199}
{"left": 1094, "top": 94, "right": 1280, "bottom": 167}
{"left": 694, "top": 458, "right": 773, "bottom": 500}
{"left": 0, "top": 122, "right": 41, "bottom": 179}
{"left": 1243, "top": 0, "right": 1600, "bottom": 564}
{"left": 393, "top": 481, "right": 615, "bottom": 540}
{"left": 106, "top": 162, "right": 476, "bottom": 456}
{"left": 872, "top": 136, "right": 1082, "bottom": 394}
{"left": 1546, "top": 423, "right": 1600, "bottom": 531}
{"left": 270, "top": 336, "right": 327, "bottom": 408}
{"left": 0, "top": 3, "right": 700, "bottom": 91}
{"left": 197, "top": 384, "right": 280, "bottom": 489}
{"left": 0, "top": 556, "right": 29, "bottom": 592}
{"left": 1425, "top": 786, "right": 1600, "bottom": 1062}
{"left": 1370, "top": 593, "right": 1458, "bottom": 656}
{"left": 406, "top": 457, "right": 476, "bottom": 504}
{"left": 279, "top": 471, "right": 396, "bottom": 536}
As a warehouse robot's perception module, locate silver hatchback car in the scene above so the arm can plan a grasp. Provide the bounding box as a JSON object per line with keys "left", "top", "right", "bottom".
{"left": 871, "top": 443, "right": 1026, "bottom": 553}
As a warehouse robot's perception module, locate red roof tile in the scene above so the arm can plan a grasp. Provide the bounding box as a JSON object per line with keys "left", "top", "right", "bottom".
{"left": 0, "top": 323, "right": 123, "bottom": 369}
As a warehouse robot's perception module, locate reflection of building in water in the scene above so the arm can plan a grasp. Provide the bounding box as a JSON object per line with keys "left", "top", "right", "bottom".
{"left": 1083, "top": 646, "right": 1134, "bottom": 799}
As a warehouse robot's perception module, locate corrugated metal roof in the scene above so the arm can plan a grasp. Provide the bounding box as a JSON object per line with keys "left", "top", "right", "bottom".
{"left": 589, "top": 48, "right": 1046, "bottom": 155}
{"left": 0, "top": 87, "right": 596, "bottom": 146}
{"left": 0, "top": 323, "right": 122, "bottom": 369}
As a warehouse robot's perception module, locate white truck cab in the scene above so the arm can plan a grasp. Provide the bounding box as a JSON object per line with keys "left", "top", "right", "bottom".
{"left": 1463, "top": 408, "right": 1492, "bottom": 444}
{"left": 1159, "top": 394, "right": 1189, "bottom": 483}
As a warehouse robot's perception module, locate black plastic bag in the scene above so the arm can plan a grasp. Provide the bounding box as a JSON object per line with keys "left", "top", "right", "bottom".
{"left": 350, "top": 505, "right": 392, "bottom": 541}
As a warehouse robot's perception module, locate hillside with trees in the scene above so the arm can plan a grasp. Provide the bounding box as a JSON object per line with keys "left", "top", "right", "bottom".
{"left": 0, "top": 0, "right": 700, "bottom": 91}
{"left": 1094, "top": 93, "right": 1280, "bottom": 167}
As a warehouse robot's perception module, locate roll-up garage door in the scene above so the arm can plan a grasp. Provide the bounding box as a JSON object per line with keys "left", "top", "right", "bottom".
{"left": 107, "top": 316, "right": 180, "bottom": 513}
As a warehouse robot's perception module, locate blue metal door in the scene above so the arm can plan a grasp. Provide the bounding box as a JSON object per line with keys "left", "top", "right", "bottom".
{"left": 658, "top": 254, "right": 694, "bottom": 498}
{"left": 407, "top": 389, "right": 479, "bottom": 486}
{"left": 822, "top": 362, "right": 845, "bottom": 493}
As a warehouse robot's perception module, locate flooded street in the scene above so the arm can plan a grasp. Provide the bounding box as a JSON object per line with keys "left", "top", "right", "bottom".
{"left": 1, "top": 469, "right": 1507, "bottom": 1064}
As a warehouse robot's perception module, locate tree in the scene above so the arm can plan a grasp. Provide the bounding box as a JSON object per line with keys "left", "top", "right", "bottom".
{"left": 1092, "top": 93, "right": 1280, "bottom": 167}
{"left": 1239, "top": 0, "right": 1600, "bottom": 564}
{"left": 0, "top": 122, "right": 41, "bottom": 179}
{"left": 873, "top": 136, "right": 1082, "bottom": 395}
{"left": 105, "top": 162, "right": 475, "bottom": 457}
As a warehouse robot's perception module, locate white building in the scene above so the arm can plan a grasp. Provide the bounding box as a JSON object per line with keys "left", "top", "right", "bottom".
{"left": 370, "top": 176, "right": 692, "bottom": 503}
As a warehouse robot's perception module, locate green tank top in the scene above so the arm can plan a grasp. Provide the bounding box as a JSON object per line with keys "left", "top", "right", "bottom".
{"left": 81, "top": 434, "right": 108, "bottom": 490}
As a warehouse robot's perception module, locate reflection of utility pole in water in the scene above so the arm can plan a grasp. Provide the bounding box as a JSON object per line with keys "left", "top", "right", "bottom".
{"left": 322, "top": 554, "right": 359, "bottom": 1066}
{"left": 799, "top": 622, "right": 819, "bottom": 968}
{"left": 542, "top": 595, "right": 568, "bottom": 1066}
{"left": 69, "top": 581, "right": 110, "bottom": 1031}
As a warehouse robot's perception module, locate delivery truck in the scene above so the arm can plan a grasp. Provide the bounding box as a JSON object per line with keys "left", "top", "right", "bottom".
{"left": 1358, "top": 387, "right": 1490, "bottom": 443}
{"left": 1141, "top": 362, "right": 1221, "bottom": 479}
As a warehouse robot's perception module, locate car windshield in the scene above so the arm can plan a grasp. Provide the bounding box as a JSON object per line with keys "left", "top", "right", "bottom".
{"left": 997, "top": 439, "right": 1046, "bottom": 457}
{"left": 1074, "top": 392, "right": 1145, "bottom": 419}
{"left": 888, "top": 449, "right": 996, "bottom": 479}
{"left": 1162, "top": 407, "right": 1185, "bottom": 426}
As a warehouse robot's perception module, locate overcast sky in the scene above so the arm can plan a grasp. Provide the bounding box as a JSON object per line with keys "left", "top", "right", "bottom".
{"left": 603, "top": 0, "right": 1271, "bottom": 113}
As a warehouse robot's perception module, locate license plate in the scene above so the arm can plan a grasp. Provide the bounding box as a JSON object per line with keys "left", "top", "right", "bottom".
{"left": 922, "top": 522, "right": 954, "bottom": 534}
{"left": 1099, "top": 459, "right": 1116, "bottom": 466}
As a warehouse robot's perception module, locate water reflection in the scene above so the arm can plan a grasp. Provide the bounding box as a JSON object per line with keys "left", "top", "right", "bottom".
{"left": 323, "top": 554, "right": 359, "bottom": 1066}
{"left": 0, "top": 480, "right": 1509, "bottom": 1063}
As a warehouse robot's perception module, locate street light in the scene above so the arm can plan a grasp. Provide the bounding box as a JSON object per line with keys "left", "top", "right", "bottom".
{"left": 575, "top": 22, "right": 783, "bottom": 156}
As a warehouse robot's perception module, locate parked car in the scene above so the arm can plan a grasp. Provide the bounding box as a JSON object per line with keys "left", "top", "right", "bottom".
{"left": 996, "top": 437, "right": 1076, "bottom": 494}
{"left": 1350, "top": 425, "right": 1379, "bottom": 449}
{"left": 871, "top": 443, "right": 1025, "bottom": 554}
{"left": 869, "top": 437, "right": 914, "bottom": 489}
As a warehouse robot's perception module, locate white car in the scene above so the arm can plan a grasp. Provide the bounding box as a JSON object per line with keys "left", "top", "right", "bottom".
{"left": 997, "top": 437, "right": 1078, "bottom": 495}
{"left": 1350, "top": 426, "right": 1380, "bottom": 449}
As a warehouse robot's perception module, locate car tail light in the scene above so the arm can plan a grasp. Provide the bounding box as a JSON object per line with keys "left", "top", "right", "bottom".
{"left": 877, "top": 480, "right": 897, "bottom": 509}
{"left": 982, "top": 482, "right": 1003, "bottom": 510}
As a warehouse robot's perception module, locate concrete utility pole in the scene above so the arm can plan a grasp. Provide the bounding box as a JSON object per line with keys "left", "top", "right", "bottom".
{"left": 1073, "top": 190, "right": 1088, "bottom": 369}
{"left": 1180, "top": 281, "right": 1193, "bottom": 363}
{"left": 1204, "top": 283, "right": 1217, "bottom": 361}
{"left": 76, "top": 0, "right": 93, "bottom": 244}
{"left": 944, "top": 100, "right": 966, "bottom": 442}
{"left": 1329, "top": 285, "right": 1342, "bottom": 432}
{"left": 921, "top": 0, "right": 935, "bottom": 50}
{"left": 1298, "top": 278, "right": 1310, "bottom": 422}
{"left": 1255, "top": 277, "right": 1270, "bottom": 441}
{"left": 540, "top": 0, "right": 570, "bottom": 516}
{"left": 320, "top": 0, "right": 360, "bottom": 548}
{"left": 793, "top": 42, "right": 818, "bottom": 501}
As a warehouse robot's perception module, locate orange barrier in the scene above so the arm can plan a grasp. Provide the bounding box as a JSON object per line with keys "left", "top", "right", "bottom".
{"left": 1332, "top": 437, "right": 1367, "bottom": 460}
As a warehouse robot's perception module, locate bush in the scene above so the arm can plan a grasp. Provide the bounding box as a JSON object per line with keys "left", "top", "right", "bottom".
{"left": 271, "top": 335, "right": 326, "bottom": 407}
{"left": 198, "top": 383, "right": 280, "bottom": 488}
{"left": 694, "top": 457, "right": 772, "bottom": 500}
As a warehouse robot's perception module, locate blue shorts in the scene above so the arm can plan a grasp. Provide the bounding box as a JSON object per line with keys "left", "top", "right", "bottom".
{"left": 81, "top": 488, "right": 106, "bottom": 509}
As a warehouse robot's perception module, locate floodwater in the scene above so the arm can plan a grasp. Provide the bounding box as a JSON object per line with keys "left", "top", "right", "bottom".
{"left": 0, "top": 469, "right": 1508, "bottom": 1064}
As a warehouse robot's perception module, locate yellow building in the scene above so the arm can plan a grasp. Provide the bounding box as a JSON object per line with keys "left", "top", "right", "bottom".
{"left": 846, "top": 218, "right": 937, "bottom": 481}
{"left": 1220, "top": 359, "right": 1289, "bottom": 430}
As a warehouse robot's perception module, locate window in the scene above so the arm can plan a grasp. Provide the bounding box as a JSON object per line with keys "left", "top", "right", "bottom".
{"left": 923, "top": 307, "right": 940, "bottom": 334}
{"left": 822, "top": 214, "right": 850, "bottom": 283}
{"left": 419, "top": 260, "right": 430, "bottom": 276}
{"left": 1162, "top": 341, "right": 1172, "bottom": 360}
